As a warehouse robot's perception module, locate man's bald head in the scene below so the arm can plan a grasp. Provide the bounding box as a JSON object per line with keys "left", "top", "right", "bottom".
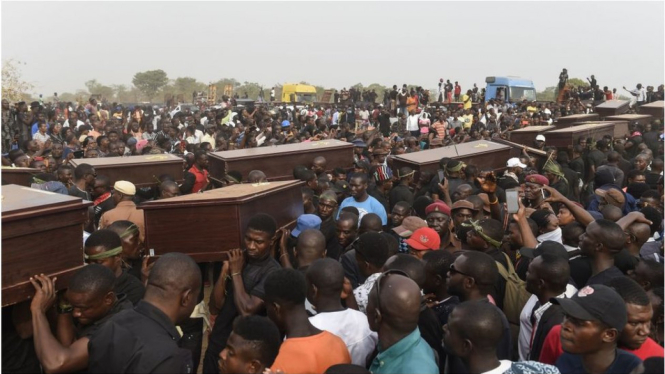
{"left": 146, "top": 253, "right": 201, "bottom": 298}
{"left": 370, "top": 274, "right": 421, "bottom": 334}
{"left": 295, "top": 229, "right": 326, "bottom": 265}
{"left": 248, "top": 170, "right": 267, "bottom": 183}
{"left": 313, "top": 156, "right": 327, "bottom": 166}
{"left": 383, "top": 254, "right": 426, "bottom": 289}
{"left": 627, "top": 222, "right": 652, "bottom": 247}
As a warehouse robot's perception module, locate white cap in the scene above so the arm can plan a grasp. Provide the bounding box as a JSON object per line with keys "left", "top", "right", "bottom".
{"left": 506, "top": 158, "right": 527, "bottom": 169}
{"left": 536, "top": 135, "right": 546, "bottom": 142}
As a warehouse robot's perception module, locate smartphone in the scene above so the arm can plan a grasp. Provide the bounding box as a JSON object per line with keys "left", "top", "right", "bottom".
{"left": 73, "top": 150, "right": 84, "bottom": 158}
{"left": 506, "top": 188, "right": 519, "bottom": 214}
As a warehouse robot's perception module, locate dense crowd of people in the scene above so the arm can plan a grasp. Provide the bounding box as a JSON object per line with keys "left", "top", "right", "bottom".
{"left": 1, "top": 77, "right": 664, "bottom": 374}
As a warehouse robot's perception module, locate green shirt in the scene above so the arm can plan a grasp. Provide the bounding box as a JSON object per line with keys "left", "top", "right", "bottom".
{"left": 370, "top": 328, "right": 438, "bottom": 374}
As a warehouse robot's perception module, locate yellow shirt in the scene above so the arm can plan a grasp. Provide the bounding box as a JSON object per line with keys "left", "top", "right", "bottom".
{"left": 462, "top": 94, "right": 472, "bottom": 110}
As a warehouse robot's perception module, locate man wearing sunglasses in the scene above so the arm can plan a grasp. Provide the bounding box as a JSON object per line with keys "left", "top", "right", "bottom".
{"left": 366, "top": 270, "right": 438, "bottom": 374}
{"left": 445, "top": 251, "right": 513, "bottom": 372}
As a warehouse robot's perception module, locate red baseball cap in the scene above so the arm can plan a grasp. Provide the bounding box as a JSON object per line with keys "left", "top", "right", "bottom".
{"left": 405, "top": 227, "right": 441, "bottom": 251}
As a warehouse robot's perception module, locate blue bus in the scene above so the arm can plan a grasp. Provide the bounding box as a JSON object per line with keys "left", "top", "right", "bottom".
{"left": 485, "top": 76, "right": 537, "bottom": 102}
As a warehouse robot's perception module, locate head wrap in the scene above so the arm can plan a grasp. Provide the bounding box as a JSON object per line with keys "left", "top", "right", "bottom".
{"left": 85, "top": 246, "right": 123, "bottom": 260}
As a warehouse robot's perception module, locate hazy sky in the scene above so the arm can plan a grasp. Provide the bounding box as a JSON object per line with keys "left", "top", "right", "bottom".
{"left": 2, "top": 1, "right": 664, "bottom": 97}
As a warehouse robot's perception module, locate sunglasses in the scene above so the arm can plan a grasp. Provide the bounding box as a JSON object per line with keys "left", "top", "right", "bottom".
{"left": 449, "top": 263, "right": 474, "bottom": 278}
{"left": 374, "top": 269, "right": 409, "bottom": 312}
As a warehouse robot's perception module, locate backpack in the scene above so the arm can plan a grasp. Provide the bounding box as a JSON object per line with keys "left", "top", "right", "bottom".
{"left": 496, "top": 253, "right": 532, "bottom": 353}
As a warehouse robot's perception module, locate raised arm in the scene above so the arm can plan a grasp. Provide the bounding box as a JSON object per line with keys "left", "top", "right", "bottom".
{"left": 542, "top": 185, "right": 594, "bottom": 227}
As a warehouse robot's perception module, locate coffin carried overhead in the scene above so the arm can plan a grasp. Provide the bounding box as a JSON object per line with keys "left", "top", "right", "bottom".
{"left": 69, "top": 154, "right": 184, "bottom": 187}
{"left": 207, "top": 140, "right": 353, "bottom": 182}
{"left": 605, "top": 114, "right": 653, "bottom": 127}
{"left": 140, "top": 180, "right": 304, "bottom": 262}
{"left": 594, "top": 100, "right": 630, "bottom": 118}
{"left": 1, "top": 167, "right": 40, "bottom": 187}
{"left": 544, "top": 122, "right": 615, "bottom": 149}
{"left": 2, "top": 185, "right": 91, "bottom": 306}
{"left": 508, "top": 125, "right": 555, "bottom": 146}
{"left": 639, "top": 101, "right": 664, "bottom": 120}
{"left": 391, "top": 140, "right": 511, "bottom": 177}
{"left": 555, "top": 113, "right": 599, "bottom": 127}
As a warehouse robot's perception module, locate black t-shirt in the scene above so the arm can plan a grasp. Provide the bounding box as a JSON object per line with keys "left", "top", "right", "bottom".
{"left": 569, "top": 157, "right": 586, "bottom": 180}
{"left": 389, "top": 89, "right": 398, "bottom": 100}
{"left": 587, "top": 149, "right": 607, "bottom": 172}
{"left": 88, "top": 301, "right": 194, "bottom": 373}
{"left": 319, "top": 216, "right": 339, "bottom": 260}
{"left": 114, "top": 270, "right": 146, "bottom": 306}
{"left": 68, "top": 185, "right": 91, "bottom": 200}
{"left": 555, "top": 349, "right": 641, "bottom": 374}
{"left": 1, "top": 306, "right": 41, "bottom": 374}
{"left": 206, "top": 255, "right": 280, "bottom": 353}
{"left": 586, "top": 265, "right": 625, "bottom": 286}
{"left": 389, "top": 184, "right": 414, "bottom": 211}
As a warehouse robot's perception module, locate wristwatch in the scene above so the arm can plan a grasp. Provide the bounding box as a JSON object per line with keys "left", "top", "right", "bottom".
{"left": 57, "top": 303, "right": 73, "bottom": 314}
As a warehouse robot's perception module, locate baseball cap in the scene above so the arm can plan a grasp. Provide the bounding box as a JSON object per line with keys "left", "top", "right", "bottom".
{"left": 405, "top": 227, "right": 441, "bottom": 251}
{"left": 352, "top": 139, "right": 367, "bottom": 148}
{"left": 291, "top": 214, "right": 322, "bottom": 238}
{"left": 551, "top": 284, "right": 627, "bottom": 332}
{"left": 506, "top": 157, "right": 527, "bottom": 168}
{"left": 519, "top": 240, "right": 569, "bottom": 259}
{"left": 114, "top": 181, "right": 136, "bottom": 196}
{"left": 281, "top": 120, "right": 290, "bottom": 128}
{"left": 331, "top": 180, "right": 350, "bottom": 194}
{"left": 392, "top": 216, "right": 427, "bottom": 238}
{"left": 595, "top": 188, "right": 625, "bottom": 207}
{"left": 535, "top": 135, "right": 546, "bottom": 142}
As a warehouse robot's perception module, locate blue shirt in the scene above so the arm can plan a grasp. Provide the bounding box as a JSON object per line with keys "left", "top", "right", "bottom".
{"left": 338, "top": 195, "right": 388, "bottom": 225}
{"left": 370, "top": 328, "right": 438, "bottom": 374}
{"left": 555, "top": 350, "right": 641, "bottom": 374}
{"left": 31, "top": 122, "right": 49, "bottom": 136}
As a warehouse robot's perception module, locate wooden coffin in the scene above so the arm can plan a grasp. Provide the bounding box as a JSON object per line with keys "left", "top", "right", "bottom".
{"left": 2, "top": 185, "right": 91, "bottom": 306}
{"left": 508, "top": 126, "right": 556, "bottom": 146}
{"left": 1, "top": 167, "right": 40, "bottom": 186}
{"left": 140, "top": 180, "right": 304, "bottom": 262}
{"left": 571, "top": 121, "right": 629, "bottom": 139}
{"left": 490, "top": 138, "right": 548, "bottom": 165}
{"left": 69, "top": 154, "right": 184, "bottom": 187}
{"left": 391, "top": 140, "right": 511, "bottom": 177}
{"left": 605, "top": 114, "right": 653, "bottom": 127}
{"left": 639, "top": 101, "right": 664, "bottom": 120}
{"left": 208, "top": 140, "right": 353, "bottom": 182}
{"left": 555, "top": 113, "right": 599, "bottom": 127}
{"left": 544, "top": 122, "right": 615, "bottom": 150}
{"left": 594, "top": 100, "right": 630, "bottom": 118}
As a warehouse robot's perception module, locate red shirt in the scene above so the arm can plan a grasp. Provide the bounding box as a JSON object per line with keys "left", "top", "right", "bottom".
{"left": 539, "top": 324, "right": 664, "bottom": 364}
{"left": 188, "top": 165, "right": 209, "bottom": 193}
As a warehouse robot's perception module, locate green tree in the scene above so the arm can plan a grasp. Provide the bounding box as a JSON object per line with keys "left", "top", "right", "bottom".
{"left": 132, "top": 69, "right": 169, "bottom": 102}
{"left": 567, "top": 78, "right": 589, "bottom": 88}
{"left": 537, "top": 86, "right": 557, "bottom": 101}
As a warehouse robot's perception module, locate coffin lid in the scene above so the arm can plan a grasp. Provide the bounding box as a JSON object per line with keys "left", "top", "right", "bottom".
{"left": 208, "top": 140, "right": 352, "bottom": 161}
{"left": 393, "top": 140, "right": 510, "bottom": 164}
{"left": 641, "top": 100, "right": 664, "bottom": 109}
{"left": 139, "top": 180, "right": 303, "bottom": 209}
{"left": 595, "top": 100, "right": 630, "bottom": 110}
{"left": 510, "top": 125, "right": 556, "bottom": 133}
{"left": 70, "top": 154, "right": 183, "bottom": 167}
{"left": 547, "top": 122, "right": 615, "bottom": 133}
{"left": 2, "top": 184, "right": 92, "bottom": 219}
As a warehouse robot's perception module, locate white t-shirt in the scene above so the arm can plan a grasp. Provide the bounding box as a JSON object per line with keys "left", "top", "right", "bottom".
{"left": 309, "top": 309, "right": 378, "bottom": 366}
{"left": 63, "top": 119, "right": 85, "bottom": 129}
{"left": 406, "top": 114, "right": 420, "bottom": 131}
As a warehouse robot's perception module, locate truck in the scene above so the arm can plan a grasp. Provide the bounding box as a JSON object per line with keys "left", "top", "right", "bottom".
{"left": 280, "top": 83, "right": 318, "bottom": 104}
{"left": 485, "top": 76, "right": 536, "bottom": 102}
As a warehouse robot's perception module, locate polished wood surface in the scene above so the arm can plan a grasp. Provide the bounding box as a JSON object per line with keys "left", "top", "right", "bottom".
{"left": 140, "top": 181, "right": 304, "bottom": 261}
{"left": 207, "top": 140, "right": 353, "bottom": 181}
{"left": 594, "top": 100, "right": 630, "bottom": 118}
{"left": 544, "top": 122, "right": 615, "bottom": 149}
{"left": 508, "top": 126, "right": 556, "bottom": 146}
{"left": 2, "top": 185, "right": 91, "bottom": 306}
{"left": 570, "top": 120, "right": 629, "bottom": 139}
{"left": 490, "top": 138, "right": 548, "bottom": 163}
{"left": 555, "top": 113, "right": 600, "bottom": 127}
{"left": 639, "top": 101, "right": 664, "bottom": 120}
{"left": 1, "top": 167, "right": 40, "bottom": 187}
{"left": 391, "top": 140, "right": 511, "bottom": 176}
{"left": 70, "top": 154, "right": 184, "bottom": 187}
{"left": 605, "top": 114, "right": 653, "bottom": 126}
